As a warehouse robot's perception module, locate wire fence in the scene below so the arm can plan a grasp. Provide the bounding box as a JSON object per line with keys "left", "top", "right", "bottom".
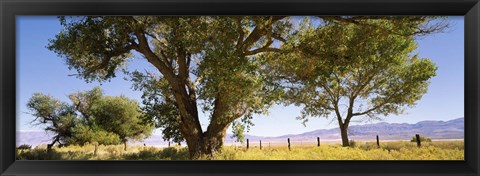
{"left": 229, "top": 134, "right": 426, "bottom": 150}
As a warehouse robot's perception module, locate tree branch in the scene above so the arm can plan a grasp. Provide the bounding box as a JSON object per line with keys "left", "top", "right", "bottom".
{"left": 244, "top": 47, "right": 281, "bottom": 56}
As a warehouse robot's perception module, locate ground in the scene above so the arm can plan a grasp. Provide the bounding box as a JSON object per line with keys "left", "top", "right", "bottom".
{"left": 16, "top": 140, "right": 464, "bottom": 160}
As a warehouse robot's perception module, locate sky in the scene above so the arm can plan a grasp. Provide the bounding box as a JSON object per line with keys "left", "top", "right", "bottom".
{"left": 16, "top": 16, "right": 464, "bottom": 137}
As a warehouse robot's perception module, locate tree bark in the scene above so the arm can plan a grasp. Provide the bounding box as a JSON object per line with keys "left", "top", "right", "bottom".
{"left": 340, "top": 125, "right": 350, "bottom": 147}
{"left": 182, "top": 127, "right": 228, "bottom": 159}
{"left": 47, "top": 137, "right": 59, "bottom": 152}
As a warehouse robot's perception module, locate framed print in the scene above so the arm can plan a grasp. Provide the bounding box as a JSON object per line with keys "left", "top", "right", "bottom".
{"left": 1, "top": 0, "right": 479, "bottom": 175}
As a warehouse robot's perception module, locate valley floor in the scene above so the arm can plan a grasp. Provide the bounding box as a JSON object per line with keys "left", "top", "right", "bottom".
{"left": 16, "top": 140, "right": 464, "bottom": 160}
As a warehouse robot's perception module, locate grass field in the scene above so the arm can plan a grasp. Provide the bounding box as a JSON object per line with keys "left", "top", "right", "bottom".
{"left": 16, "top": 140, "right": 464, "bottom": 160}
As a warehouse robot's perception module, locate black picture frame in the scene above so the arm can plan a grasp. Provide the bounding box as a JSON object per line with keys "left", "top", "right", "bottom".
{"left": 1, "top": 0, "right": 479, "bottom": 175}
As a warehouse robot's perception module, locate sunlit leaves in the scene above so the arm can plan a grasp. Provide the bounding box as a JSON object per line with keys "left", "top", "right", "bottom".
{"left": 91, "top": 95, "right": 154, "bottom": 142}
{"left": 269, "top": 17, "right": 438, "bottom": 124}
{"left": 27, "top": 87, "right": 154, "bottom": 146}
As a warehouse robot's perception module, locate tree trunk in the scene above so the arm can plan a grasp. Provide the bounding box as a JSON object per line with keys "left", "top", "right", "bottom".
{"left": 47, "top": 137, "right": 59, "bottom": 152}
{"left": 340, "top": 126, "right": 350, "bottom": 147}
{"left": 183, "top": 125, "right": 228, "bottom": 159}
{"left": 123, "top": 141, "right": 127, "bottom": 151}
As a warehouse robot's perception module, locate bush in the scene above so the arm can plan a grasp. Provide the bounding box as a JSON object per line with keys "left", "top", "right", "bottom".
{"left": 17, "top": 144, "right": 32, "bottom": 150}
{"left": 16, "top": 148, "right": 62, "bottom": 160}
{"left": 349, "top": 140, "right": 357, "bottom": 147}
{"left": 411, "top": 136, "right": 432, "bottom": 142}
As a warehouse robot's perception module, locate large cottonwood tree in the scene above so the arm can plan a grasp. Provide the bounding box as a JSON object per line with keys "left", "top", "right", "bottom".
{"left": 48, "top": 16, "right": 289, "bottom": 158}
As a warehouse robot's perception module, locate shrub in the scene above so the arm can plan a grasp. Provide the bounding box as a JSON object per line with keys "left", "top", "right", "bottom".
{"left": 17, "top": 144, "right": 32, "bottom": 150}
{"left": 349, "top": 140, "right": 357, "bottom": 147}
{"left": 411, "top": 136, "right": 432, "bottom": 142}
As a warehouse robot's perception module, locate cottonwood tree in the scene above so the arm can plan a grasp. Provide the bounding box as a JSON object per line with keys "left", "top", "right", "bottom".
{"left": 27, "top": 87, "right": 153, "bottom": 150}
{"left": 66, "top": 87, "right": 122, "bottom": 147}
{"left": 48, "top": 16, "right": 289, "bottom": 158}
{"left": 266, "top": 17, "right": 443, "bottom": 147}
{"left": 27, "top": 93, "right": 77, "bottom": 151}
{"left": 90, "top": 95, "right": 154, "bottom": 151}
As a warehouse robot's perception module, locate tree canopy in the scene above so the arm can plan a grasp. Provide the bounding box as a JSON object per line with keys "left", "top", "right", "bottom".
{"left": 48, "top": 16, "right": 290, "bottom": 158}
{"left": 46, "top": 16, "right": 446, "bottom": 157}
{"left": 265, "top": 17, "right": 439, "bottom": 146}
{"left": 27, "top": 87, "right": 154, "bottom": 148}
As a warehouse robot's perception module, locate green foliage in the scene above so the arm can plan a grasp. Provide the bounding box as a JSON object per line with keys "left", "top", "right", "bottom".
{"left": 27, "top": 87, "right": 154, "bottom": 147}
{"left": 279, "top": 19, "right": 437, "bottom": 120}
{"left": 230, "top": 121, "right": 245, "bottom": 143}
{"left": 47, "top": 16, "right": 136, "bottom": 83}
{"left": 411, "top": 136, "right": 432, "bottom": 142}
{"left": 68, "top": 124, "right": 121, "bottom": 145}
{"left": 48, "top": 16, "right": 292, "bottom": 148}
{"left": 264, "top": 17, "right": 440, "bottom": 146}
{"left": 27, "top": 93, "right": 77, "bottom": 145}
{"left": 46, "top": 16, "right": 447, "bottom": 154}
{"left": 91, "top": 95, "right": 154, "bottom": 142}
{"left": 130, "top": 71, "right": 184, "bottom": 143}
{"left": 17, "top": 144, "right": 32, "bottom": 150}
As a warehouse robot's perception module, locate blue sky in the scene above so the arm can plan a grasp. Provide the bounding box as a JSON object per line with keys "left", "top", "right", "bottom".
{"left": 16, "top": 16, "right": 464, "bottom": 137}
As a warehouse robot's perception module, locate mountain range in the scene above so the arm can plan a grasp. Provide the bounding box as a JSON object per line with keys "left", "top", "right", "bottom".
{"left": 16, "top": 117, "right": 464, "bottom": 147}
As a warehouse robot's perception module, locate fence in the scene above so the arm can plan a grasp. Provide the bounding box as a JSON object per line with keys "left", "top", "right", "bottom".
{"left": 237, "top": 134, "right": 425, "bottom": 150}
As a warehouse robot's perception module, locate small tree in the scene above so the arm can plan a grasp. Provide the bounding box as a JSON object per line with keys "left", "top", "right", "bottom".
{"left": 27, "top": 93, "right": 77, "bottom": 150}
{"left": 27, "top": 87, "right": 154, "bottom": 150}
{"left": 90, "top": 95, "right": 154, "bottom": 151}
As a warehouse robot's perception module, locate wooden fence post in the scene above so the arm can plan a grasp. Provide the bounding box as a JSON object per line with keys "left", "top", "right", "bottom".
{"left": 288, "top": 138, "right": 291, "bottom": 151}
{"left": 376, "top": 135, "right": 380, "bottom": 147}
{"left": 317, "top": 137, "right": 320, "bottom": 147}
{"left": 260, "top": 140, "right": 262, "bottom": 150}
{"left": 247, "top": 139, "right": 249, "bottom": 150}
{"left": 415, "top": 134, "right": 421, "bottom": 147}
{"left": 94, "top": 142, "right": 98, "bottom": 156}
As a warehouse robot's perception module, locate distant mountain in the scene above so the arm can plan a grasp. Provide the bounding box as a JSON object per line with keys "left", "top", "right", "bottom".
{"left": 16, "top": 117, "right": 464, "bottom": 147}
{"left": 235, "top": 117, "right": 464, "bottom": 143}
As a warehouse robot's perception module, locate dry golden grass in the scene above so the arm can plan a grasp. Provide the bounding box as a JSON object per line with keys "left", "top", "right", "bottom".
{"left": 16, "top": 140, "right": 463, "bottom": 160}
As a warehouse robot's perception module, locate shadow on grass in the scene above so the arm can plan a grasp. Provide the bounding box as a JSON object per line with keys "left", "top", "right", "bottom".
{"left": 16, "top": 147, "right": 190, "bottom": 160}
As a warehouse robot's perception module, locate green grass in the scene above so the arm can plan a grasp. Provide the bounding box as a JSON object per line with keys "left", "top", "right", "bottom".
{"left": 16, "top": 140, "right": 464, "bottom": 160}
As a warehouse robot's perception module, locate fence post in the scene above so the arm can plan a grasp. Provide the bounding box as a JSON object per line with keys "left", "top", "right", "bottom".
{"left": 376, "top": 135, "right": 380, "bottom": 147}
{"left": 317, "top": 137, "right": 320, "bottom": 147}
{"left": 415, "top": 134, "right": 421, "bottom": 147}
{"left": 260, "top": 140, "right": 262, "bottom": 150}
{"left": 94, "top": 142, "right": 98, "bottom": 156}
{"left": 247, "top": 139, "right": 249, "bottom": 150}
{"left": 288, "top": 138, "right": 291, "bottom": 151}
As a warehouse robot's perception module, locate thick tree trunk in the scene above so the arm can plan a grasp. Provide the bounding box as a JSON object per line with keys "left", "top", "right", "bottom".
{"left": 340, "top": 126, "right": 350, "bottom": 147}
{"left": 183, "top": 124, "right": 229, "bottom": 159}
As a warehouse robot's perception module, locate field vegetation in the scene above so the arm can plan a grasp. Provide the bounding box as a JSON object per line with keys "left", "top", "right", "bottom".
{"left": 17, "top": 140, "right": 463, "bottom": 160}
